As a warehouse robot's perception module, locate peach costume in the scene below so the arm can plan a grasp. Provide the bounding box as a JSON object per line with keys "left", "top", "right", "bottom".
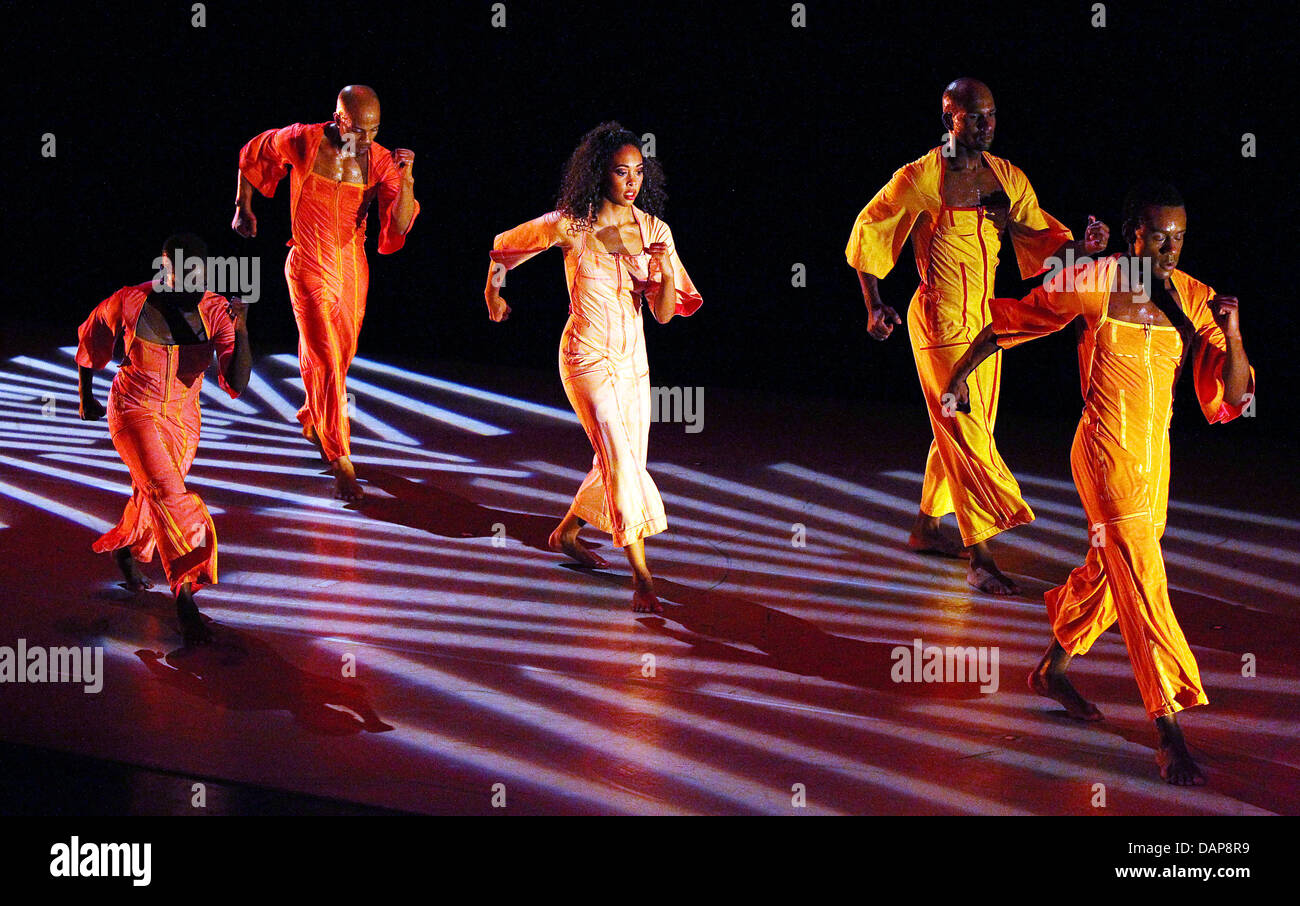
{"left": 491, "top": 209, "right": 702, "bottom": 547}
{"left": 991, "top": 256, "right": 1253, "bottom": 718}
{"left": 846, "top": 147, "right": 1072, "bottom": 545}
{"left": 76, "top": 283, "right": 241, "bottom": 592}
{"left": 238, "top": 122, "right": 419, "bottom": 461}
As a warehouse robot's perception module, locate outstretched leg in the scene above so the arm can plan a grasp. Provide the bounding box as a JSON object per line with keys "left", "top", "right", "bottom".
{"left": 1028, "top": 638, "right": 1103, "bottom": 721}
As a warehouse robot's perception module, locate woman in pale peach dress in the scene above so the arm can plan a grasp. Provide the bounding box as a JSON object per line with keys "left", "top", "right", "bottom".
{"left": 484, "top": 122, "right": 702, "bottom": 613}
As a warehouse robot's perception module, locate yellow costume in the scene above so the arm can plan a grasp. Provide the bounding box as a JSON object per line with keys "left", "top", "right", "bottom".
{"left": 991, "top": 255, "right": 1254, "bottom": 717}
{"left": 846, "top": 147, "right": 1072, "bottom": 545}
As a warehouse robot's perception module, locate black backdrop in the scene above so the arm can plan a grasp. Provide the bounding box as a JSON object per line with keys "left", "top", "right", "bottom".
{"left": 10, "top": 0, "right": 1292, "bottom": 450}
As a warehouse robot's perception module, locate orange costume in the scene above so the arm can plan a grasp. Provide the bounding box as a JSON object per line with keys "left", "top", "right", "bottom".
{"left": 846, "top": 147, "right": 1072, "bottom": 545}
{"left": 991, "top": 256, "right": 1254, "bottom": 717}
{"left": 238, "top": 122, "right": 418, "bottom": 461}
{"left": 76, "top": 283, "right": 242, "bottom": 592}
{"left": 490, "top": 209, "right": 702, "bottom": 547}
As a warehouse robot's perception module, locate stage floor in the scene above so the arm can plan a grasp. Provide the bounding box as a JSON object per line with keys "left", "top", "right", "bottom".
{"left": 0, "top": 346, "right": 1296, "bottom": 815}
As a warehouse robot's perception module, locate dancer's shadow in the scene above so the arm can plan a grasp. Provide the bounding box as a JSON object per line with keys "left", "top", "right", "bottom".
{"left": 134, "top": 626, "right": 393, "bottom": 735}
{"left": 583, "top": 571, "right": 986, "bottom": 698}
{"left": 358, "top": 466, "right": 603, "bottom": 555}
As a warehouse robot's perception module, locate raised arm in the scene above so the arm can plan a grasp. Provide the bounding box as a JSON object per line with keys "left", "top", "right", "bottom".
{"left": 643, "top": 218, "right": 701, "bottom": 324}
{"left": 376, "top": 148, "right": 418, "bottom": 252}
{"left": 484, "top": 212, "right": 569, "bottom": 322}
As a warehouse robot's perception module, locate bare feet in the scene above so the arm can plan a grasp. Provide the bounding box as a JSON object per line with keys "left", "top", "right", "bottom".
{"left": 908, "top": 513, "right": 970, "bottom": 558}
{"left": 1029, "top": 641, "right": 1103, "bottom": 721}
{"left": 966, "top": 542, "right": 1018, "bottom": 594}
{"left": 632, "top": 581, "right": 663, "bottom": 614}
{"left": 113, "top": 547, "right": 153, "bottom": 591}
{"left": 302, "top": 423, "right": 329, "bottom": 464}
{"left": 1156, "top": 715, "right": 1206, "bottom": 786}
{"left": 331, "top": 456, "right": 364, "bottom": 502}
{"left": 176, "top": 586, "right": 213, "bottom": 647}
{"left": 548, "top": 523, "right": 609, "bottom": 569}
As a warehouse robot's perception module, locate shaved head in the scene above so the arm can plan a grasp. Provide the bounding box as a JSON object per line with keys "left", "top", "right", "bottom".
{"left": 942, "top": 78, "right": 993, "bottom": 115}
{"left": 336, "top": 84, "right": 380, "bottom": 122}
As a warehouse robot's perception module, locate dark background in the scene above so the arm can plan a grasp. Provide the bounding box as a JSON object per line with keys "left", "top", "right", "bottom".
{"left": 10, "top": 0, "right": 1291, "bottom": 450}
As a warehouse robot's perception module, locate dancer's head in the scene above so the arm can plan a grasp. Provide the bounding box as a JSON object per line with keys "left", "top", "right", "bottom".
{"left": 335, "top": 85, "right": 381, "bottom": 154}
{"left": 1122, "top": 181, "right": 1186, "bottom": 279}
{"left": 557, "top": 121, "right": 665, "bottom": 230}
{"left": 942, "top": 78, "right": 996, "bottom": 152}
{"left": 160, "top": 232, "right": 209, "bottom": 292}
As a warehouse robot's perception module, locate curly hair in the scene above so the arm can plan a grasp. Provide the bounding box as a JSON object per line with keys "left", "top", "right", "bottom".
{"left": 555, "top": 121, "right": 666, "bottom": 232}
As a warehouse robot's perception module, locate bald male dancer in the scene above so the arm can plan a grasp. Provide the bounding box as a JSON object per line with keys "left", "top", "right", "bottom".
{"left": 234, "top": 85, "right": 419, "bottom": 500}
{"left": 847, "top": 78, "right": 1109, "bottom": 594}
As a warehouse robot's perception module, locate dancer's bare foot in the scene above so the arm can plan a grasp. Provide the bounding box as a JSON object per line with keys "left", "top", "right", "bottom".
{"left": 632, "top": 580, "right": 663, "bottom": 614}
{"left": 302, "top": 423, "right": 330, "bottom": 463}
{"left": 331, "top": 456, "right": 364, "bottom": 502}
{"left": 1156, "top": 715, "right": 1206, "bottom": 786}
{"left": 907, "top": 513, "right": 969, "bottom": 558}
{"left": 176, "top": 585, "right": 213, "bottom": 647}
{"left": 1029, "top": 641, "right": 1103, "bottom": 721}
{"left": 966, "top": 542, "right": 1018, "bottom": 594}
{"left": 548, "top": 522, "right": 609, "bottom": 569}
{"left": 113, "top": 547, "right": 153, "bottom": 591}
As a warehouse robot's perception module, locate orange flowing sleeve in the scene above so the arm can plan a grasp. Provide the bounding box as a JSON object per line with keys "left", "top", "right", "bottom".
{"left": 1000, "top": 162, "right": 1074, "bottom": 279}
{"left": 490, "top": 211, "right": 565, "bottom": 271}
{"left": 991, "top": 258, "right": 1106, "bottom": 349}
{"left": 1181, "top": 278, "right": 1256, "bottom": 424}
{"left": 646, "top": 217, "right": 702, "bottom": 317}
{"left": 373, "top": 146, "right": 419, "bottom": 254}
{"left": 76, "top": 288, "right": 126, "bottom": 370}
{"left": 845, "top": 162, "right": 926, "bottom": 279}
{"left": 238, "top": 123, "right": 312, "bottom": 198}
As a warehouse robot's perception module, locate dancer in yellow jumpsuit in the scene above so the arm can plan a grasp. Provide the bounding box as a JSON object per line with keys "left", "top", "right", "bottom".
{"left": 846, "top": 78, "right": 1109, "bottom": 593}
{"left": 946, "top": 183, "right": 1254, "bottom": 784}
{"left": 484, "top": 123, "right": 701, "bottom": 614}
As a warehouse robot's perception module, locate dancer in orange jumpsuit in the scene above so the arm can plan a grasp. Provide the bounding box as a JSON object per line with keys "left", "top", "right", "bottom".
{"left": 484, "top": 122, "right": 702, "bottom": 614}
{"left": 234, "top": 85, "right": 418, "bottom": 501}
{"left": 77, "top": 234, "right": 252, "bottom": 645}
{"left": 846, "top": 78, "right": 1110, "bottom": 594}
{"left": 946, "top": 183, "right": 1253, "bottom": 784}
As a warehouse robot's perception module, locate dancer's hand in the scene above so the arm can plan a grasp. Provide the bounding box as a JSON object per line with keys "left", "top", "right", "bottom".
{"left": 1208, "top": 295, "right": 1240, "bottom": 338}
{"left": 486, "top": 293, "right": 511, "bottom": 322}
{"left": 646, "top": 241, "right": 670, "bottom": 273}
{"left": 1082, "top": 215, "right": 1110, "bottom": 256}
{"left": 227, "top": 297, "right": 250, "bottom": 332}
{"left": 392, "top": 149, "right": 415, "bottom": 184}
{"left": 80, "top": 396, "right": 106, "bottom": 421}
{"left": 232, "top": 205, "right": 257, "bottom": 238}
{"left": 944, "top": 374, "right": 972, "bottom": 415}
{"left": 867, "top": 303, "right": 902, "bottom": 341}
